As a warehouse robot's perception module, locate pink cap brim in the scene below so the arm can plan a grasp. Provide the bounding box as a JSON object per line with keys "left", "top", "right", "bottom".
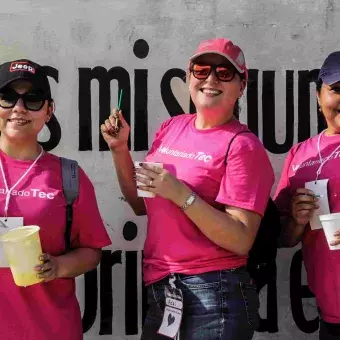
{"left": 189, "top": 50, "right": 245, "bottom": 74}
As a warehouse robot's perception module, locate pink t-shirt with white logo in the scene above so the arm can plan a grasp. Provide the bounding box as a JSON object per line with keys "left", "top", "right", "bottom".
{"left": 274, "top": 133, "right": 340, "bottom": 323}
{"left": 143, "top": 114, "right": 274, "bottom": 285}
{"left": 0, "top": 151, "right": 111, "bottom": 340}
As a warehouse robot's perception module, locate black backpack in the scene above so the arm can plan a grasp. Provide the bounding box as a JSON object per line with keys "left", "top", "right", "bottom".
{"left": 60, "top": 157, "right": 79, "bottom": 252}
{"left": 224, "top": 131, "right": 281, "bottom": 287}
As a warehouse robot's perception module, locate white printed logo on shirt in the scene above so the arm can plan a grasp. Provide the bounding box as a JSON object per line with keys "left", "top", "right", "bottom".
{"left": 0, "top": 187, "right": 55, "bottom": 200}
{"left": 292, "top": 152, "right": 340, "bottom": 172}
{"left": 157, "top": 144, "right": 213, "bottom": 163}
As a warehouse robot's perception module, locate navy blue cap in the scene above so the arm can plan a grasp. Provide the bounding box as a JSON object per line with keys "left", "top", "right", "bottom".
{"left": 318, "top": 51, "right": 340, "bottom": 85}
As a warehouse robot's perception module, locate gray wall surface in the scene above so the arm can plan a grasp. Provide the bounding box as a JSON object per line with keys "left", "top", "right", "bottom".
{"left": 1, "top": 0, "right": 339, "bottom": 339}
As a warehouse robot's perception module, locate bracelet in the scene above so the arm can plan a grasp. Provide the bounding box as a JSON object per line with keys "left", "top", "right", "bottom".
{"left": 180, "top": 192, "right": 196, "bottom": 210}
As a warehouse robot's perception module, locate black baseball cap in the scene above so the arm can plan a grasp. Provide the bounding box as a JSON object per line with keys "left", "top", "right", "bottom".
{"left": 318, "top": 51, "right": 340, "bottom": 85}
{"left": 0, "top": 59, "right": 51, "bottom": 97}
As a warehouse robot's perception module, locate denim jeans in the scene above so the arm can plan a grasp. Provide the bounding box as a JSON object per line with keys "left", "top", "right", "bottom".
{"left": 141, "top": 267, "right": 259, "bottom": 340}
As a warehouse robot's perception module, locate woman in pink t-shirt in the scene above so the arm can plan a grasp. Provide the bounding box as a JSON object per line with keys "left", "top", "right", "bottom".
{"left": 275, "top": 52, "right": 340, "bottom": 339}
{"left": 0, "top": 59, "right": 111, "bottom": 340}
{"left": 102, "top": 38, "right": 273, "bottom": 340}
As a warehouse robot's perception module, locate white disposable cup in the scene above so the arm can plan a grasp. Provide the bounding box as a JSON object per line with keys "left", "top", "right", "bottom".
{"left": 319, "top": 213, "right": 340, "bottom": 250}
{"left": 134, "top": 161, "right": 163, "bottom": 198}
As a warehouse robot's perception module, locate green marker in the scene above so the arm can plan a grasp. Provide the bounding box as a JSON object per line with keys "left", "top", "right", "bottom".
{"left": 118, "top": 89, "right": 123, "bottom": 110}
{"left": 113, "top": 89, "right": 123, "bottom": 134}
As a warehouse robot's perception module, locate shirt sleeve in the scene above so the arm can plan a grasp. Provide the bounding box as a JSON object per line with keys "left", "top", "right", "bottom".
{"left": 216, "top": 134, "right": 274, "bottom": 216}
{"left": 273, "top": 146, "right": 298, "bottom": 217}
{"left": 146, "top": 117, "right": 176, "bottom": 157}
{"left": 70, "top": 167, "right": 112, "bottom": 249}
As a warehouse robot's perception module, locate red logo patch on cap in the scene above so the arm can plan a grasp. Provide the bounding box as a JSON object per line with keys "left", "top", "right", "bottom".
{"left": 9, "top": 62, "right": 36, "bottom": 74}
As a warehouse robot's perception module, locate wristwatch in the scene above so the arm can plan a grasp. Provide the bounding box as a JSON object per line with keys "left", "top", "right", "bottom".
{"left": 180, "top": 192, "right": 197, "bottom": 210}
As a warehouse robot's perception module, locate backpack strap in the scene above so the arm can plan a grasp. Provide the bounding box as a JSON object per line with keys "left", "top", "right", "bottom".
{"left": 224, "top": 130, "right": 253, "bottom": 165}
{"left": 60, "top": 157, "right": 79, "bottom": 252}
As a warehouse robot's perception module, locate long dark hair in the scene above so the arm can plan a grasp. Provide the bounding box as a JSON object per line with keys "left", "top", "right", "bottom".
{"left": 233, "top": 71, "right": 246, "bottom": 120}
{"left": 316, "top": 79, "right": 322, "bottom": 93}
{"left": 315, "top": 78, "right": 328, "bottom": 129}
{"left": 233, "top": 99, "right": 240, "bottom": 119}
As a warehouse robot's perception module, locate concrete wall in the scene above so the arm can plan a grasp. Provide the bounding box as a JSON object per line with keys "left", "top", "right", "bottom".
{"left": 1, "top": 0, "right": 339, "bottom": 338}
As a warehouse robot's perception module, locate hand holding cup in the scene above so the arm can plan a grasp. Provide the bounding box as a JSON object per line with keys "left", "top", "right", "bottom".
{"left": 319, "top": 213, "right": 340, "bottom": 250}
{"left": 35, "top": 253, "right": 60, "bottom": 282}
{"left": 291, "top": 188, "right": 319, "bottom": 227}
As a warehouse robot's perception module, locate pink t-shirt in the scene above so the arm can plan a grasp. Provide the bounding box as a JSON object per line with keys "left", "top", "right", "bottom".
{"left": 0, "top": 151, "right": 111, "bottom": 340}
{"left": 274, "top": 132, "right": 340, "bottom": 323}
{"left": 143, "top": 114, "right": 274, "bottom": 285}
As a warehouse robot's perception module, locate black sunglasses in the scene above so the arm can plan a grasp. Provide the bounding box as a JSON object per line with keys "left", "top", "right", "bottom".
{"left": 190, "top": 63, "right": 237, "bottom": 82}
{"left": 0, "top": 88, "right": 49, "bottom": 111}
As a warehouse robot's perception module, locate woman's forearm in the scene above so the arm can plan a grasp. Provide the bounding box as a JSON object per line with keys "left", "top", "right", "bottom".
{"left": 57, "top": 248, "right": 102, "bottom": 278}
{"left": 173, "top": 188, "right": 261, "bottom": 256}
{"left": 111, "top": 146, "right": 146, "bottom": 216}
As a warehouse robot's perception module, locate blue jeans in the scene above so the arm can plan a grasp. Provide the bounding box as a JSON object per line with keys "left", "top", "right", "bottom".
{"left": 141, "top": 267, "right": 259, "bottom": 340}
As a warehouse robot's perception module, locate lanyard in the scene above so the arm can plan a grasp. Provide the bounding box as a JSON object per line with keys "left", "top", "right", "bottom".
{"left": 0, "top": 148, "right": 44, "bottom": 218}
{"left": 316, "top": 129, "right": 340, "bottom": 181}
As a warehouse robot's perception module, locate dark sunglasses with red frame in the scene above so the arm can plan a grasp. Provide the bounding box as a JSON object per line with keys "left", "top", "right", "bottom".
{"left": 189, "top": 62, "right": 238, "bottom": 82}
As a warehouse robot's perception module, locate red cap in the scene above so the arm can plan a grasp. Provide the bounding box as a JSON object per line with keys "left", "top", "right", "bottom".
{"left": 189, "top": 38, "right": 248, "bottom": 80}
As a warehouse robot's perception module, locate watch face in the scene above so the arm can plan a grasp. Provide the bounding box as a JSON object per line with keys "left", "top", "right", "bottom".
{"left": 187, "top": 195, "right": 195, "bottom": 205}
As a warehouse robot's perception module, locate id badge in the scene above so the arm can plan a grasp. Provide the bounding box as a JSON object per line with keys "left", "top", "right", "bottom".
{"left": 158, "top": 285, "right": 183, "bottom": 339}
{"left": 305, "top": 180, "right": 330, "bottom": 230}
{"left": 0, "top": 217, "right": 24, "bottom": 267}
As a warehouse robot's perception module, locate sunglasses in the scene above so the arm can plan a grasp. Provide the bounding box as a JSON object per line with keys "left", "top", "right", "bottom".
{"left": 190, "top": 63, "right": 236, "bottom": 82}
{"left": 0, "top": 88, "right": 48, "bottom": 111}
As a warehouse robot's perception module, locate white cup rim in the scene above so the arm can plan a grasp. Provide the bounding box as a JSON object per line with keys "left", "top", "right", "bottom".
{"left": 319, "top": 213, "right": 340, "bottom": 221}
